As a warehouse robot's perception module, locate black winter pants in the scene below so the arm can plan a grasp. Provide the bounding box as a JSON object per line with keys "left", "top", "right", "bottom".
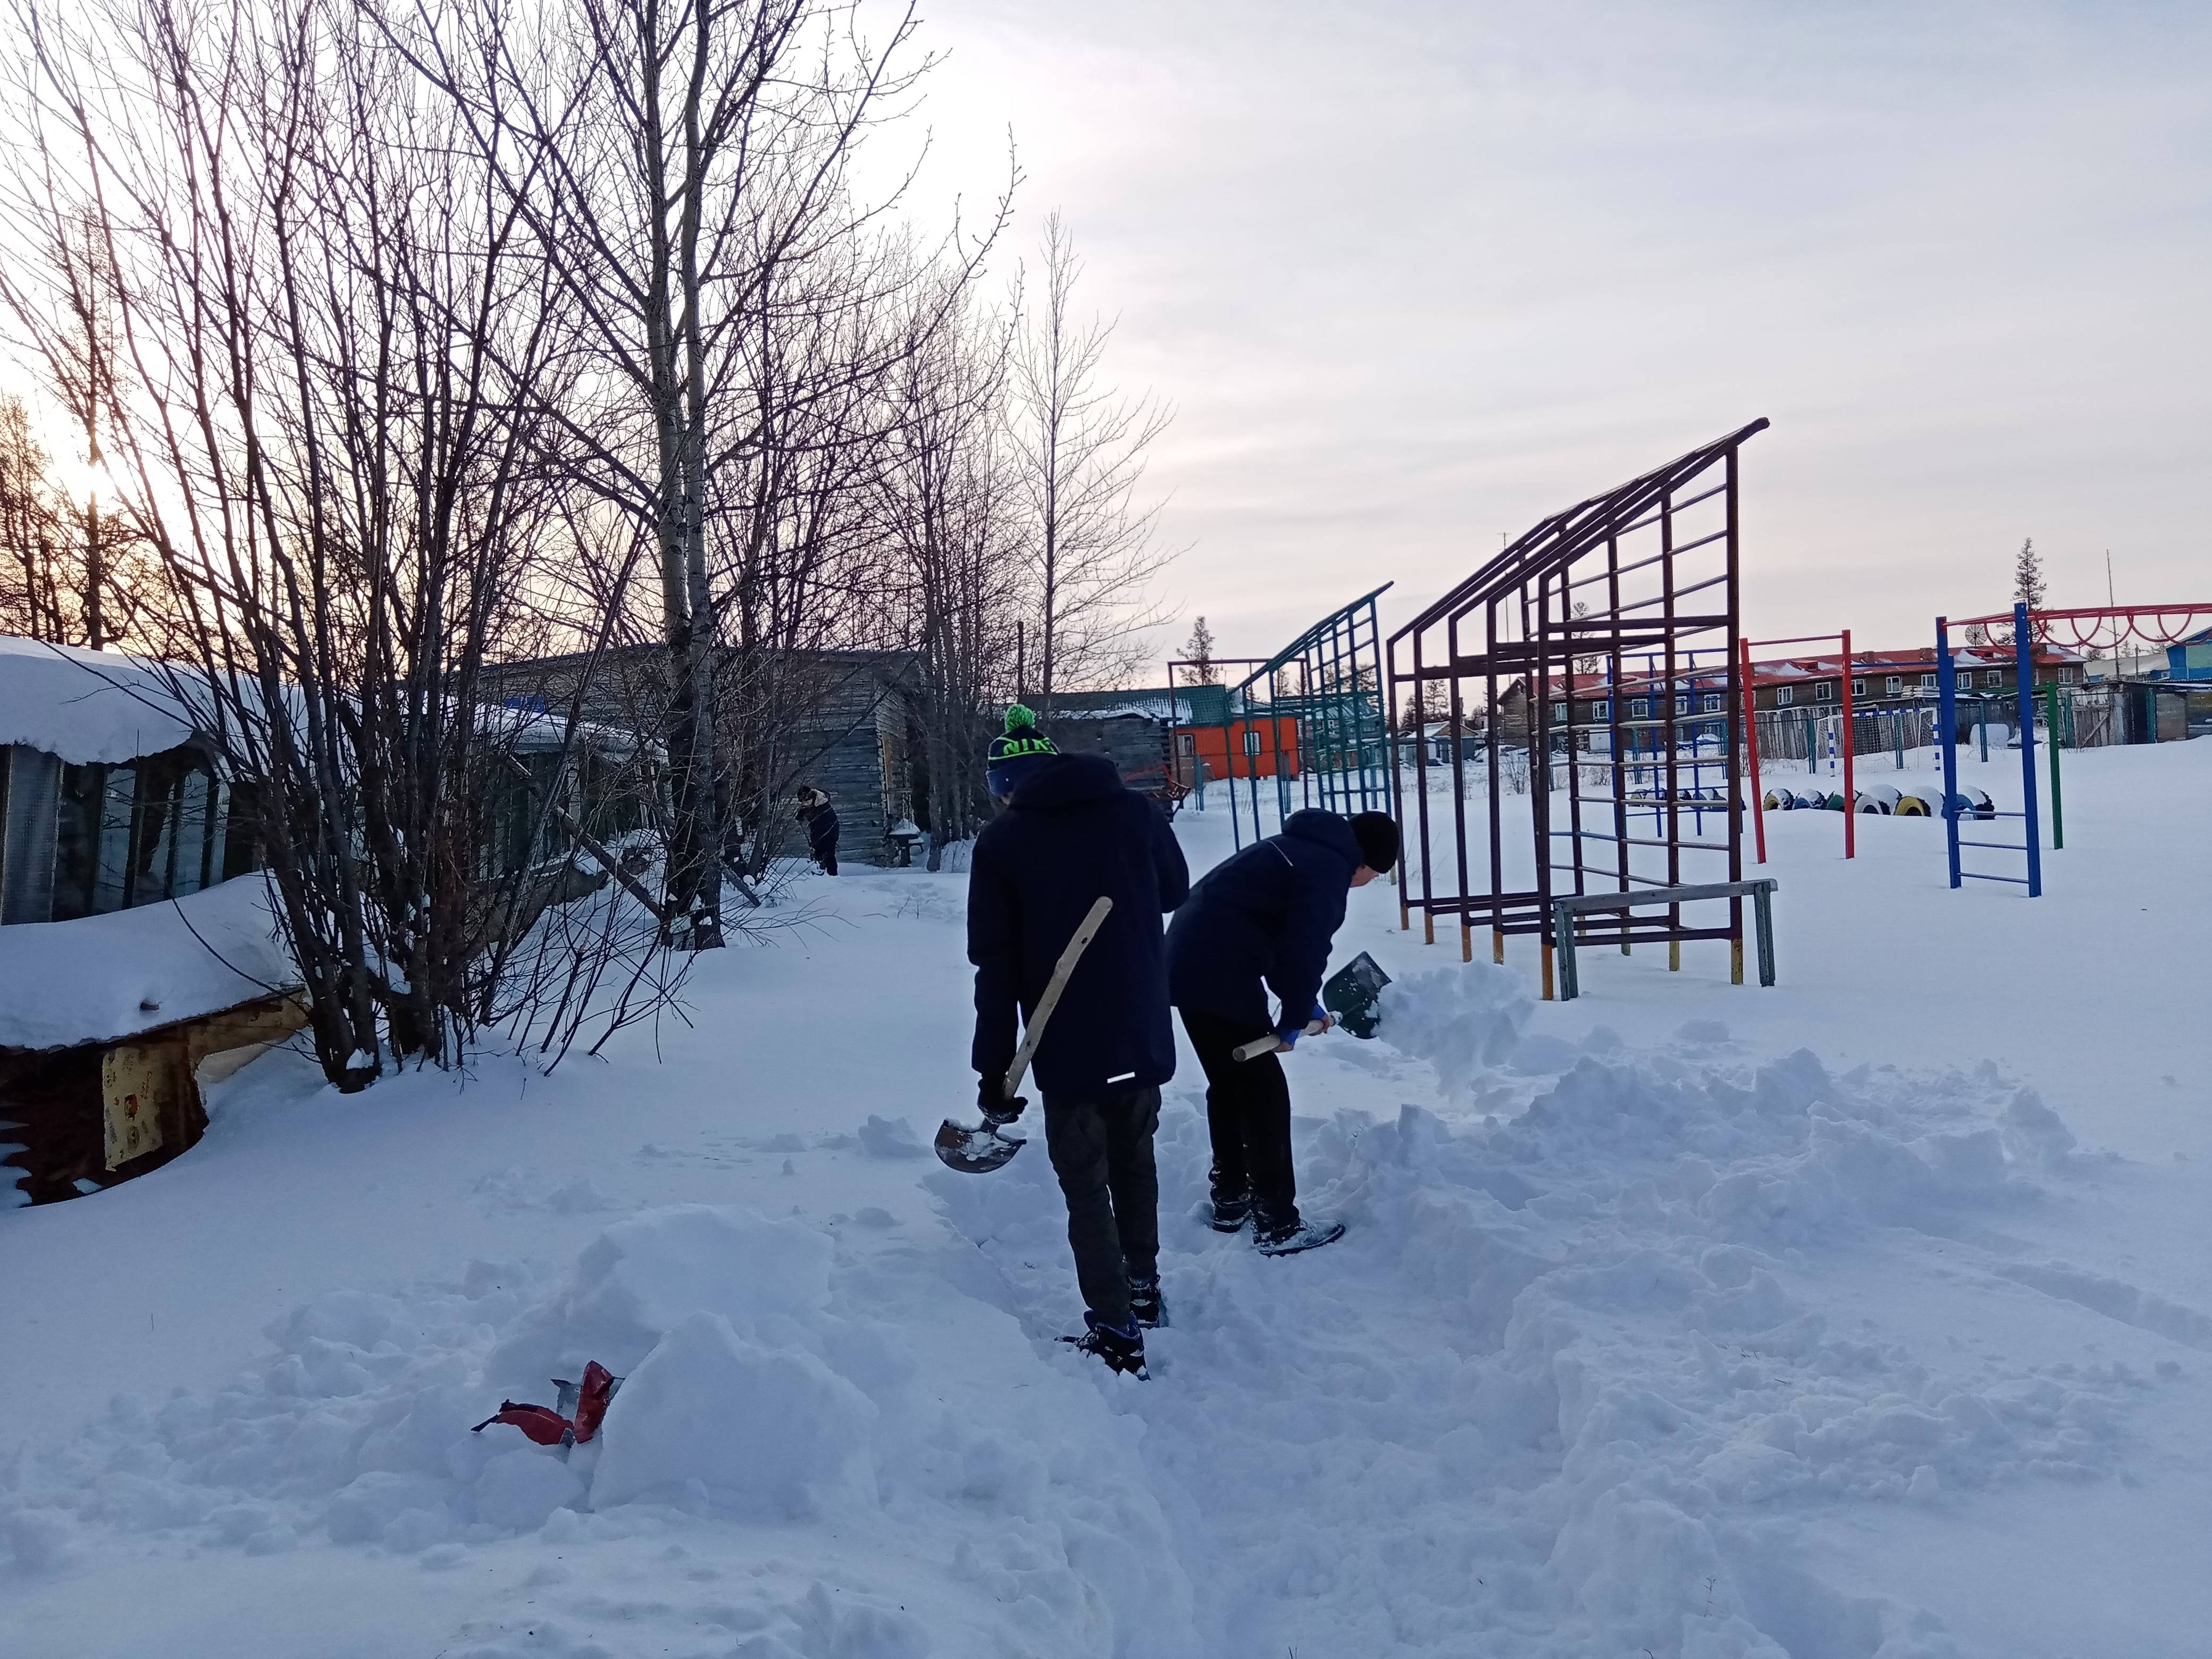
{"left": 1179, "top": 1008, "right": 1300, "bottom": 1229}
{"left": 1041, "top": 1086, "right": 1161, "bottom": 1332}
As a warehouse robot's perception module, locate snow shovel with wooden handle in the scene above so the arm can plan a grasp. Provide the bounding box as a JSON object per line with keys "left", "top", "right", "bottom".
{"left": 1233, "top": 1015, "right": 1329, "bottom": 1063}
{"left": 934, "top": 895, "right": 1115, "bottom": 1174}
{"left": 1230, "top": 953, "right": 1394, "bottom": 1061}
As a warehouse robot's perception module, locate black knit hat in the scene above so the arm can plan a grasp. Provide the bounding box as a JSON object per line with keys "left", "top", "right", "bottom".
{"left": 985, "top": 703, "right": 1059, "bottom": 798}
{"left": 1350, "top": 811, "right": 1401, "bottom": 872}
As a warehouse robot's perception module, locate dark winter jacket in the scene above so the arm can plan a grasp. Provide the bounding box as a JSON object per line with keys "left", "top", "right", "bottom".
{"left": 1166, "top": 808, "right": 1361, "bottom": 1028}
{"left": 800, "top": 801, "right": 839, "bottom": 858}
{"left": 968, "top": 752, "right": 1191, "bottom": 1103}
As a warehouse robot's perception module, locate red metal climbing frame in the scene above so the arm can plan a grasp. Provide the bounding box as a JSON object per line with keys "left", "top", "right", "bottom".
{"left": 1386, "top": 419, "right": 1767, "bottom": 998}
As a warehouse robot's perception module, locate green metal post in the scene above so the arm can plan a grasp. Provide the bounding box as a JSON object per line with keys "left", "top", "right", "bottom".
{"left": 2046, "top": 682, "right": 2063, "bottom": 850}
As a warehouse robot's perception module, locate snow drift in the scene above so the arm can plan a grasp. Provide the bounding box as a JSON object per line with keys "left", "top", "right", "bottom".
{"left": 933, "top": 998, "right": 2175, "bottom": 1658}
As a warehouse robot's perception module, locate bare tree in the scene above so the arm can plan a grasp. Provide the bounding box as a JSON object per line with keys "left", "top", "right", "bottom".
{"left": 1009, "top": 212, "right": 1172, "bottom": 715}
{"left": 44, "top": 213, "right": 123, "bottom": 646}
{"left": 0, "top": 393, "right": 70, "bottom": 639}
{"left": 1, "top": 0, "right": 665, "bottom": 1085}
{"left": 710, "top": 225, "right": 937, "bottom": 876}
{"left": 882, "top": 276, "right": 1021, "bottom": 867}
{"left": 5, "top": 0, "right": 1175, "bottom": 1076}
{"left": 0, "top": 384, "right": 155, "bottom": 646}
{"left": 387, "top": 0, "right": 957, "bottom": 946}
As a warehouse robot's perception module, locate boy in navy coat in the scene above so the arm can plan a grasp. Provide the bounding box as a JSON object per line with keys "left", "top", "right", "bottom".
{"left": 968, "top": 707, "right": 1189, "bottom": 1375}
{"left": 1166, "top": 808, "right": 1399, "bottom": 1254}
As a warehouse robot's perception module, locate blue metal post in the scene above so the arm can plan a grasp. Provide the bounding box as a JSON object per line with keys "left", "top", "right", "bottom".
{"left": 2013, "top": 602, "right": 2042, "bottom": 896}
{"left": 1937, "top": 617, "right": 1961, "bottom": 889}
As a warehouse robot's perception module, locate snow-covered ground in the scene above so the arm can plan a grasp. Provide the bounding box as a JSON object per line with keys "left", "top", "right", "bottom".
{"left": 5, "top": 739, "right": 2209, "bottom": 1657}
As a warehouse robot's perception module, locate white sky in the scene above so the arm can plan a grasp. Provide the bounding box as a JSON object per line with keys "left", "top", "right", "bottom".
{"left": 899, "top": 0, "right": 2212, "bottom": 667}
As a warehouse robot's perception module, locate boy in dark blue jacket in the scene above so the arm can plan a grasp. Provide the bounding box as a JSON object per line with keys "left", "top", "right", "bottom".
{"left": 1166, "top": 808, "right": 1400, "bottom": 1254}
{"left": 968, "top": 707, "right": 1191, "bottom": 1375}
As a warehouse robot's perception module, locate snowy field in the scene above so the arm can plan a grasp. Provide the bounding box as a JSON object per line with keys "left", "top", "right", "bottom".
{"left": 4, "top": 738, "right": 2210, "bottom": 1658}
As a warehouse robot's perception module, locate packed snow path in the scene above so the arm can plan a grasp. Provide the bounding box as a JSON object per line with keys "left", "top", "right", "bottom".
{"left": 5, "top": 739, "right": 2211, "bottom": 1656}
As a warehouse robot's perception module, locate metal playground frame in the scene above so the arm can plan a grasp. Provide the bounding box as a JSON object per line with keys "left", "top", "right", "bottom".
{"left": 1169, "top": 584, "right": 1396, "bottom": 851}
{"left": 1742, "top": 630, "right": 1856, "bottom": 863}
{"left": 1937, "top": 602, "right": 2045, "bottom": 898}
{"left": 1387, "top": 420, "right": 1767, "bottom": 998}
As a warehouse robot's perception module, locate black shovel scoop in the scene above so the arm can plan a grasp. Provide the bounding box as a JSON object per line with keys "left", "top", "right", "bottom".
{"left": 934, "top": 895, "right": 1115, "bottom": 1174}
{"left": 1229, "top": 952, "right": 1394, "bottom": 1061}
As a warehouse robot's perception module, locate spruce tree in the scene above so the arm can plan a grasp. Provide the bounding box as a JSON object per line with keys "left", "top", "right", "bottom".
{"left": 2012, "top": 537, "right": 2045, "bottom": 614}
{"left": 1180, "top": 615, "right": 1219, "bottom": 684}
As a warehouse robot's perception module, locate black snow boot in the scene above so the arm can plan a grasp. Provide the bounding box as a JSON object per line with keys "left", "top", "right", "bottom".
{"left": 1209, "top": 1188, "right": 1253, "bottom": 1234}
{"left": 1254, "top": 1216, "right": 1345, "bottom": 1257}
{"left": 1128, "top": 1273, "right": 1167, "bottom": 1329}
{"left": 1062, "top": 1312, "right": 1149, "bottom": 1378}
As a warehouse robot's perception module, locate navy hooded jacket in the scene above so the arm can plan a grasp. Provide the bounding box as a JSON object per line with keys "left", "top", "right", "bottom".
{"left": 1166, "top": 808, "right": 1362, "bottom": 1029}
{"left": 968, "top": 752, "right": 1191, "bottom": 1102}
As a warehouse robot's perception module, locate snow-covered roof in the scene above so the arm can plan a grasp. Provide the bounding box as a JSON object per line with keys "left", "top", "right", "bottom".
{"left": 0, "top": 876, "right": 297, "bottom": 1052}
{"left": 1, "top": 634, "right": 641, "bottom": 766}
{"left": 1054, "top": 705, "right": 1167, "bottom": 724}
{"left": 484, "top": 701, "right": 648, "bottom": 757}
{"left": 1050, "top": 688, "right": 1182, "bottom": 720}
{"left": 0, "top": 635, "right": 203, "bottom": 765}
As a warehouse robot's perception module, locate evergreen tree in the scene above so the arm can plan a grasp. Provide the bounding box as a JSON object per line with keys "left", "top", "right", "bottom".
{"left": 1180, "top": 615, "right": 1219, "bottom": 684}
{"left": 2013, "top": 537, "right": 2045, "bottom": 614}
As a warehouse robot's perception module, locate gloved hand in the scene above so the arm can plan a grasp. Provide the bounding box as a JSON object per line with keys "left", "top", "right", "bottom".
{"left": 1274, "top": 1019, "right": 1304, "bottom": 1051}
{"left": 1309, "top": 1002, "right": 1332, "bottom": 1033}
{"left": 978, "top": 1076, "right": 1026, "bottom": 1126}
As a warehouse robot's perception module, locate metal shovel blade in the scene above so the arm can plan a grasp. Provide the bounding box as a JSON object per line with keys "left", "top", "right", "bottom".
{"left": 933, "top": 1117, "right": 1024, "bottom": 1174}
{"left": 1323, "top": 951, "right": 1393, "bottom": 1040}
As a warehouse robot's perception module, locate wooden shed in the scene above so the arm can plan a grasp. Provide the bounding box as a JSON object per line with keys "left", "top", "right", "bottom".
{"left": 1, "top": 635, "right": 664, "bottom": 1205}
{"left": 480, "top": 646, "right": 923, "bottom": 865}
{"left": 1, "top": 636, "right": 307, "bottom": 1205}
{"left": 1041, "top": 690, "right": 1182, "bottom": 799}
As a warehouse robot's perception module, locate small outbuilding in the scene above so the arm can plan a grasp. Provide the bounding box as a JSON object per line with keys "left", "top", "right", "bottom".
{"left": 2, "top": 636, "right": 305, "bottom": 1205}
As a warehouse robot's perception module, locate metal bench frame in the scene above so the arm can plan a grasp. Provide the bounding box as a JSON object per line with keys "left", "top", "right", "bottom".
{"left": 1551, "top": 878, "right": 1777, "bottom": 1001}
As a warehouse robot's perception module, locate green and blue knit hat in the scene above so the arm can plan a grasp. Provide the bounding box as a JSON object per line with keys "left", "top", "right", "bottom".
{"left": 986, "top": 704, "right": 1059, "bottom": 798}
